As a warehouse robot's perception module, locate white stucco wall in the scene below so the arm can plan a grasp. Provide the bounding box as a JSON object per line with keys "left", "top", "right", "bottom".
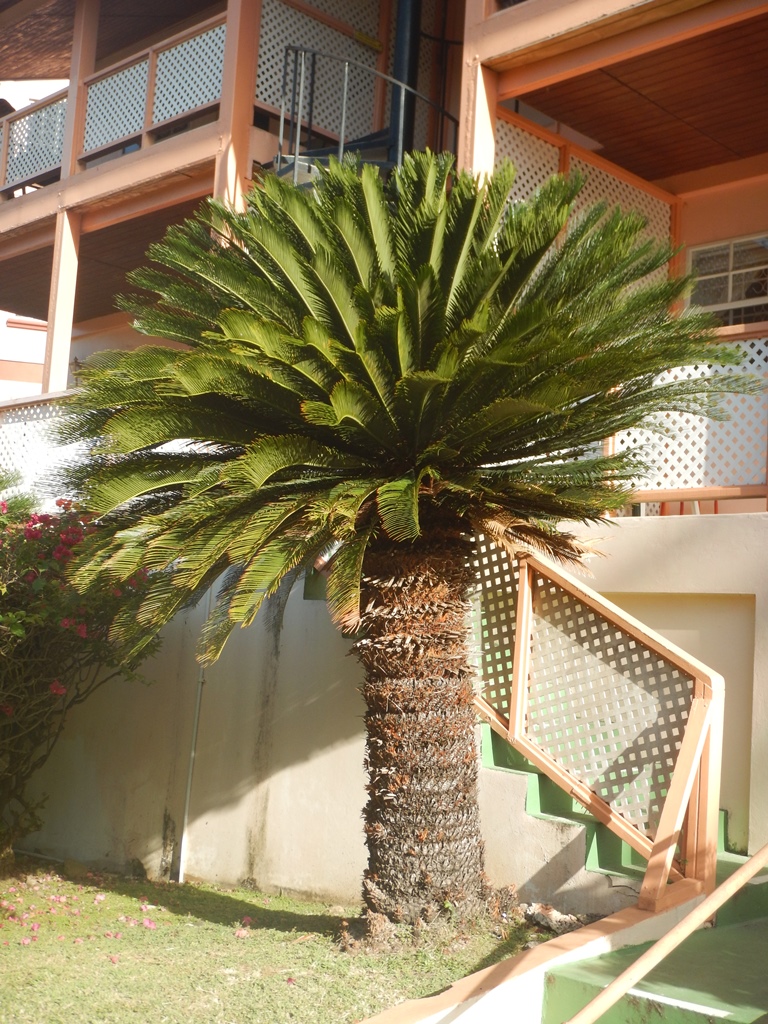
{"left": 571, "top": 513, "right": 768, "bottom": 854}
{"left": 20, "top": 513, "right": 767, "bottom": 909}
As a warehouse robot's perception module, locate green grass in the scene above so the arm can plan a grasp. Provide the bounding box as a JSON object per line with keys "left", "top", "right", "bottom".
{"left": 0, "top": 863, "right": 530, "bottom": 1024}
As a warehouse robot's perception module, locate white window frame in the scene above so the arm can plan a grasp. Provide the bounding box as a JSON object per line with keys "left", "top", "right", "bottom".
{"left": 688, "top": 232, "right": 768, "bottom": 327}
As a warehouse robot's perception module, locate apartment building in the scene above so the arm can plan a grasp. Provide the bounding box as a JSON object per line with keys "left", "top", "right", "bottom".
{"left": 1, "top": 0, "right": 767, "bottom": 919}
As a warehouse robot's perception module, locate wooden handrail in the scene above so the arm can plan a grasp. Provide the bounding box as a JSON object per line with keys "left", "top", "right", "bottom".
{"left": 565, "top": 840, "right": 768, "bottom": 1024}
{"left": 0, "top": 88, "right": 69, "bottom": 128}
{"left": 478, "top": 549, "right": 723, "bottom": 909}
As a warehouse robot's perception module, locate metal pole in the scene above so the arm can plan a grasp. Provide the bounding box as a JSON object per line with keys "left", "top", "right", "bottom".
{"left": 294, "top": 50, "right": 306, "bottom": 185}
{"left": 338, "top": 62, "right": 349, "bottom": 161}
{"left": 388, "top": 0, "right": 422, "bottom": 164}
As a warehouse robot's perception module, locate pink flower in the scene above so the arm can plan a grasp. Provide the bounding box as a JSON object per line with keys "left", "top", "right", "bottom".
{"left": 109, "top": 954, "right": 119, "bottom": 964}
{"left": 0, "top": 500, "right": 7, "bottom": 514}
{"left": 241, "top": 916, "right": 252, "bottom": 926}
{"left": 75, "top": 623, "right": 87, "bottom": 638}
{"left": 20, "top": 937, "right": 31, "bottom": 946}
{"left": 49, "top": 680, "right": 67, "bottom": 697}
{"left": 234, "top": 928, "right": 249, "bottom": 939}
{"left": 30, "top": 923, "right": 40, "bottom": 932}
{"left": 73, "top": 937, "right": 83, "bottom": 944}
{"left": 142, "top": 918, "right": 156, "bottom": 930}
{"left": 60, "top": 618, "right": 72, "bottom": 630}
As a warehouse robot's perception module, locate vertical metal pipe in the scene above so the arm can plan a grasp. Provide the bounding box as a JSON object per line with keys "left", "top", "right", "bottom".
{"left": 287, "top": 48, "right": 299, "bottom": 161}
{"left": 389, "top": 0, "right": 422, "bottom": 163}
{"left": 338, "top": 62, "right": 349, "bottom": 161}
{"left": 396, "top": 87, "right": 405, "bottom": 167}
{"left": 294, "top": 50, "right": 306, "bottom": 185}
{"left": 277, "top": 47, "right": 290, "bottom": 173}
{"left": 306, "top": 51, "right": 316, "bottom": 151}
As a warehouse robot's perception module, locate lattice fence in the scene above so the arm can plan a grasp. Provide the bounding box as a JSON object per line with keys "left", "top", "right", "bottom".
{"left": 527, "top": 569, "right": 692, "bottom": 836}
{"left": 570, "top": 155, "right": 672, "bottom": 245}
{"left": 615, "top": 337, "right": 768, "bottom": 492}
{"left": 473, "top": 536, "right": 519, "bottom": 719}
{"left": 257, "top": 0, "right": 378, "bottom": 142}
{"left": 83, "top": 61, "right": 149, "bottom": 152}
{"left": 494, "top": 117, "right": 561, "bottom": 203}
{"left": 307, "top": 0, "right": 380, "bottom": 39}
{"left": 153, "top": 23, "right": 227, "bottom": 125}
{"left": 474, "top": 541, "right": 696, "bottom": 837}
{"left": 4, "top": 97, "right": 67, "bottom": 187}
{"left": 0, "top": 398, "right": 79, "bottom": 501}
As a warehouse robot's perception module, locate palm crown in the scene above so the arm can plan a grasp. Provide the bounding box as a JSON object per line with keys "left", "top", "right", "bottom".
{"left": 66, "top": 151, "right": 745, "bottom": 661}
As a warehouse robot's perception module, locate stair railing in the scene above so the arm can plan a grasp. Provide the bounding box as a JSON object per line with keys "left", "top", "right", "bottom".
{"left": 275, "top": 45, "right": 459, "bottom": 182}
{"left": 564, "top": 839, "right": 768, "bottom": 1024}
{"left": 473, "top": 543, "right": 724, "bottom": 912}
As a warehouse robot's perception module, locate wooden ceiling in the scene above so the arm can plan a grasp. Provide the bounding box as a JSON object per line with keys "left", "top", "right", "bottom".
{"left": 0, "top": 197, "right": 204, "bottom": 323}
{"left": 519, "top": 11, "right": 768, "bottom": 181}
{"left": 0, "top": 0, "right": 219, "bottom": 80}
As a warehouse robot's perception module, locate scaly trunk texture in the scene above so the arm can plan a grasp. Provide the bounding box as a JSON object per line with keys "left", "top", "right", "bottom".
{"left": 353, "top": 528, "right": 485, "bottom": 922}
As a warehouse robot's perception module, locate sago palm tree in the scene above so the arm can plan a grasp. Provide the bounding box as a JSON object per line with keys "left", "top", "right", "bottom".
{"left": 64, "top": 152, "right": 752, "bottom": 922}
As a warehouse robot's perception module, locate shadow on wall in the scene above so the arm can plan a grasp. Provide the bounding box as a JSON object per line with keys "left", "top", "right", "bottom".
{"left": 20, "top": 573, "right": 367, "bottom": 895}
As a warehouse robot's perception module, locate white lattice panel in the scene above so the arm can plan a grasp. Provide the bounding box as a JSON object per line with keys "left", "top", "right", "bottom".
{"left": 494, "top": 118, "right": 561, "bottom": 203}
{"left": 528, "top": 572, "right": 693, "bottom": 835}
{"left": 473, "top": 537, "right": 519, "bottom": 719}
{"left": 0, "top": 400, "right": 79, "bottom": 501}
{"left": 570, "top": 155, "right": 672, "bottom": 246}
{"left": 83, "top": 61, "right": 148, "bottom": 152}
{"left": 153, "top": 23, "right": 226, "bottom": 125}
{"left": 615, "top": 337, "right": 768, "bottom": 492}
{"left": 305, "top": 0, "right": 380, "bottom": 39}
{"left": 4, "top": 98, "right": 67, "bottom": 186}
{"left": 257, "top": 0, "right": 377, "bottom": 141}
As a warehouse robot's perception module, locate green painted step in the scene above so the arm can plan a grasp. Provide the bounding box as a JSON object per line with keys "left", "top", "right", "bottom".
{"left": 481, "top": 724, "right": 768, "bottom": 900}
{"left": 542, "top": 917, "right": 768, "bottom": 1024}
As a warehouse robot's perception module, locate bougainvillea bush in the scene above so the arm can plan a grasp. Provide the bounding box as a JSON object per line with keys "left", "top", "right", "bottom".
{"left": 0, "top": 495, "right": 158, "bottom": 872}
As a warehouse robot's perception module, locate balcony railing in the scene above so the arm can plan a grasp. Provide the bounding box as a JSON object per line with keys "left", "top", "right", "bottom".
{"left": 616, "top": 330, "right": 768, "bottom": 509}
{"left": 0, "top": 91, "right": 68, "bottom": 192}
{"left": 0, "top": 15, "right": 226, "bottom": 196}
{"left": 474, "top": 538, "right": 724, "bottom": 912}
{"left": 0, "top": 394, "right": 78, "bottom": 501}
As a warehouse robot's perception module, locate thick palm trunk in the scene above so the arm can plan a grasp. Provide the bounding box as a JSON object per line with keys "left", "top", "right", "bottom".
{"left": 353, "top": 530, "right": 485, "bottom": 922}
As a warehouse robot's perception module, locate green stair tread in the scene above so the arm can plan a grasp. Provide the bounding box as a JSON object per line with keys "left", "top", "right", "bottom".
{"left": 545, "top": 917, "right": 768, "bottom": 1024}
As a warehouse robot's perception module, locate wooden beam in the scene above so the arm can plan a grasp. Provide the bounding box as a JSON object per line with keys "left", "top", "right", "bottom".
{"left": 213, "top": 0, "right": 262, "bottom": 209}
{"left": 637, "top": 697, "right": 712, "bottom": 910}
{"left": 60, "top": 0, "right": 100, "bottom": 179}
{"left": 509, "top": 557, "right": 532, "bottom": 741}
{"left": 42, "top": 209, "right": 80, "bottom": 394}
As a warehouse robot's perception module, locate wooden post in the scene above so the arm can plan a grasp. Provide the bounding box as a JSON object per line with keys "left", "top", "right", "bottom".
{"left": 457, "top": 57, "right": 497, "bottom": 177}
{"left": 213, "top": 0, "right": 263, "bottom": 210}
{"left": 42, "top": 209, "right": 81, "bottom": 393}
{"left": 509, "top": 558, "right": 533, "bottom": 741}
{"left": 59, "top": 0, "right": 100, "bottom": 179}
{"left": 637, "top": 697, "right": 712, "bottom": 910}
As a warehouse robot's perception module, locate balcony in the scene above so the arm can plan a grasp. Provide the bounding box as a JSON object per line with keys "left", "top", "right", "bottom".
{"left": 0, "top": 15, "right": 227, "bottom": 199}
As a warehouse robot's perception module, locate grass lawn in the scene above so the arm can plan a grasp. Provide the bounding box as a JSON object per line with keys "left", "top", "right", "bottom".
{"left": 0, "top": 862, "right": 531, "bottom": 1023}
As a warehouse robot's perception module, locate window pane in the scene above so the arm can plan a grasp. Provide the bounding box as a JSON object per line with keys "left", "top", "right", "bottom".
{"left": 733, "top": 268, "right": 768, "bottom": 302}
{"left": 733, "top": 238, "right": 768, "bottom": 270}
{"left": 691, "top": 245, "right": 729, "bottom": 275}
{"left": 692, "top": 275, "right": 728, "bottom": 306}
